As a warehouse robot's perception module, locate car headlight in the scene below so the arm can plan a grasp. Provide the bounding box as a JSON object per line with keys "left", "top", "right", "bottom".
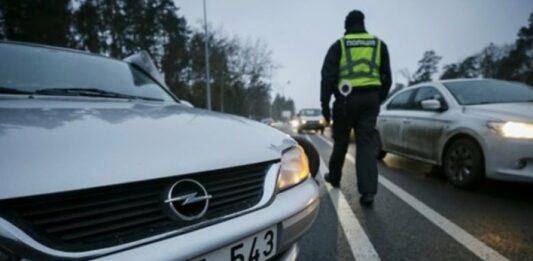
{"left": 290, "top": 120, "right": 299, "bottom": 127}
{"left": 301, "top": 120, "right": 307, "bottom": 124}
{"left": 319, "top": 119, "right": 324, "bottom": 125}
{"left": 487, "top": 121, "right": 533, "bottom": 139}
{"left": 277, "top": 146, "right": 310, "bottom": 191}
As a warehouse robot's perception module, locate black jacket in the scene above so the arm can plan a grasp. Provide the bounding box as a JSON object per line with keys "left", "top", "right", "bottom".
{"left": 320, "top": 26, "right": 392, "bottom": 118}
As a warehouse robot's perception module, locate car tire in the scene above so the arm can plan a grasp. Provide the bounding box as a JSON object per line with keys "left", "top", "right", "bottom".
{"left": 297, "top": 128, "right": 303, "bottom": 134}
{"left": 320, "top": 128, "right": 325, "bottom": 135}
{"left": 443, "top": 138, "right": 484, "bottom": 188}
{"left": 375, "top": 131, "right": 387, "bottom": 160}
{"left": 292, "top": 136, "right": 320, "bottom": 178}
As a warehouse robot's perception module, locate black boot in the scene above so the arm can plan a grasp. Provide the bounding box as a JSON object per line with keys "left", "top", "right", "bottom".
{"left": 324, "top": 173, "right": 340, "bottom": 188}
{"left": 359, "top": 194, "right": 374, "bottom": 206}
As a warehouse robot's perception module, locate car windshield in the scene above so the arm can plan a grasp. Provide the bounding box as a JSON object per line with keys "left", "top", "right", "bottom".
{"left": 0, "top": 43, "right": 175, "bottom": 102}
{"left": 443, "top": 79, "right": 533, "bottom": 105}
{"left": 300, "top": 109, "right": 321, "bottom": 116}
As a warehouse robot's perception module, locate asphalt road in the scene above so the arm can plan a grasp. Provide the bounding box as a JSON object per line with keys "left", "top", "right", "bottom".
{"left": 275, "top": 124, "right": 533, "bottom": 261}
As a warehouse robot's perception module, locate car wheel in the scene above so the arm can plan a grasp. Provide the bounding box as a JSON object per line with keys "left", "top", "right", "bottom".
{"left": 375, "top": 131, "right": 387, "bottom": 160}
{"left": 443, "top": 138, "right": 484, "bottom": 188}
{"left": 292, "top": 136, "right": 320, "bottom": 178}
{"left": 297, "top": 128, "right": 303, "bottom": 134}
{"left": 320, "top": 128, "right": 325, "bottom": 135}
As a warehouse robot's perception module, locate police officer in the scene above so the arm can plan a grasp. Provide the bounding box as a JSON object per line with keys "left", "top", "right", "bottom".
{"left": 321, "top": 10, "right": 392, "bottom": 206}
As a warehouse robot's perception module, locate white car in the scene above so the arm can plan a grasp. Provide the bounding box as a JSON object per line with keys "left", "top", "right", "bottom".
{"left": 295, "top": 109, "right": 327, "bottom": 134}
{"left": 377, "top": 79, "right": 533, "bottom": 187}
{"left": 0, "top": 41, "right": 320, "bottom": 260}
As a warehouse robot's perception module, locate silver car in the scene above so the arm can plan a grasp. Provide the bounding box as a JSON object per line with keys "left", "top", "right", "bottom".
{"left": 377, "top": 79, "right": 533, "bottom": 187}
{"left": 0, "top": 41, "right": 320, "bottom": 260}
{"left": 294, "top": 109, "right": 327, "bottom": 134}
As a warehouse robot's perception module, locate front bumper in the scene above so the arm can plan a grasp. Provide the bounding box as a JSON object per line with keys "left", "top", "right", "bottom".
{"left": 0, "top": 178, "right": 319, "bottom": 260}
{"left": 0, "top": 164, "right": 319, "bottom": 260}
{"left": 484, "top": 134, "right": 533, "bottom": 182}
{"left": 298, "top": 122, "right": 325, "bottom": 130}
{"left": 273, "top": 243, "right": 299, "bottom": 261}
{"left": 99, "top": 178, "right": 319, "bottom": 261}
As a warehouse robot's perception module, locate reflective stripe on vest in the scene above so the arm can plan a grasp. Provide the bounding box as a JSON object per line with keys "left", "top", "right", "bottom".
{"left": 339, "top": 33, "right": 382, "bottom": 88}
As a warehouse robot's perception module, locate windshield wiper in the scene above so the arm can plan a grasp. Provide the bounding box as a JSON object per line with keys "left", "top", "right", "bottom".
{"left": 0, "top": 86, "right": 33, "bottom": 94}
{"left": 35, "top": 88, "right": 133, "bottom": 98}
{"left": 34, "top": 88, "right": 164, "bottom": 102}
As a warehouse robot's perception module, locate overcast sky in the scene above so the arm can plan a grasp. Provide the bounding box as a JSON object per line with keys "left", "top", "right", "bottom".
{"left": 174, "top": 0, "right": 532, "bottom": 110}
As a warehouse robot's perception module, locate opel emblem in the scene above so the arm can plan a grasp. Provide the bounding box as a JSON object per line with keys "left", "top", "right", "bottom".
{"left": 164, "top": 179, "right": 212, "bottom": 221}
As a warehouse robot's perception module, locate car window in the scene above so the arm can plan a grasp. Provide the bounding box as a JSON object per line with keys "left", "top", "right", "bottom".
{"left": 387, "top": 90, "right": 415, "bottom": 110}
{"left": 443, "top": 79, "right": 533, "bottom": 105}
{"left": 413, "top": 87, "right": 447, "bottom": 110}
{"left": 299, "top": 109, "right": 321, "bottom": 116}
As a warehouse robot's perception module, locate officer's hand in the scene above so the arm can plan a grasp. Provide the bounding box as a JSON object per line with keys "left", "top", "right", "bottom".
{"left": 322, "top": 110, "right": 331, "bottom": 126}
{"left": 321, "top": 102, "right": 331, "bottom": 125}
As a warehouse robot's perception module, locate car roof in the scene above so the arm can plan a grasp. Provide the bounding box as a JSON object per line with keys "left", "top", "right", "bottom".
{"left": 438, "top": 78, "right": 499, "bottom": 84}
{"left": 0, "top": 40, "right": 123, "bottom": 63}
{"left": 410, "top": 78, "right": 499, "bottom": 87}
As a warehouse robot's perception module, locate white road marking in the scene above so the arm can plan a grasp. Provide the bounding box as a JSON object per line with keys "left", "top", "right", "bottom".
{"left": 314, "top": 134, "right": 509, "bottom": 261}
{"left": 304, "top": 135, "right": 381, "bottom": 261}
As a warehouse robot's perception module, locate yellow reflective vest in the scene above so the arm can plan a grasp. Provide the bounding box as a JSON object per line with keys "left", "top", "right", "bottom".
{"left": 339, "top": 33, "right": 382, "bottom": 88}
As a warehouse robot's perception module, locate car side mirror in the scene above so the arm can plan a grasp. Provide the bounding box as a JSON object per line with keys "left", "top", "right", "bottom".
{"left": 421, "top": 99, "right": 442, "bottom": 111}
{"left": 123, "top": 51, "right": 168, "bottom": 89}
{"left": 180, "top": 100, "right": 194, "bottom": 108}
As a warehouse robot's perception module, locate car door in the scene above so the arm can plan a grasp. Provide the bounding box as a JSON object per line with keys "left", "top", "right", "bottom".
{"left": 378, "top": 89, "right": 416, "bottom": 154}
{"left": 402, "top": 86, "right": 451, "bottom": 162}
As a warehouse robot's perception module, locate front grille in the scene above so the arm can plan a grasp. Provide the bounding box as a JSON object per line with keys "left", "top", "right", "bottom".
{"left": 0, "top": 161, "right": 275, "bottom": 252}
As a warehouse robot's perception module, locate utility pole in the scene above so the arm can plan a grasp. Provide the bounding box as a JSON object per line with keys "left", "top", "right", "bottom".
{"left": 220, "top": 74, "right": 224, "bottom": 112}
{"left": 203, "top": 0, "right": 212, "bottom": 110}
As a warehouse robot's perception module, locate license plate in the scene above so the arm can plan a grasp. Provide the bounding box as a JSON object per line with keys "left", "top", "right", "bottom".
{"left": 195, "top": 226, "right": 277, "bottom": 261}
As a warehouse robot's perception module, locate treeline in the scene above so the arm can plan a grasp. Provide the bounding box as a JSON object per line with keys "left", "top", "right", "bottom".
{"left": 271, "top": 94, "right": 295, "bottom": 120}
{"left": 0, "top": 0, "right": 295, "bottom": 119}
{"left": 405, "top": 12, "right": 532, "bottom": 86}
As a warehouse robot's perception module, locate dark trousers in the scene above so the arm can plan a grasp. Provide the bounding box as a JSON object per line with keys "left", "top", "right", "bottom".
{"left": 328, "top": 91, "right": 380, "bottom": 195}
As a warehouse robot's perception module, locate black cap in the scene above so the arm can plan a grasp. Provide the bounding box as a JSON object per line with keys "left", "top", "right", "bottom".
{"left": 345, "top": 10, "right": 365, "bottom": 30}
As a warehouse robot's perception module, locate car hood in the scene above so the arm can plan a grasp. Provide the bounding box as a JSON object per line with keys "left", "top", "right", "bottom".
{"left": 464, "top": 103, "right": 533, "bottom": 122}
{"left": 0, "top": 97, "right": 295, "bottom": 199}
